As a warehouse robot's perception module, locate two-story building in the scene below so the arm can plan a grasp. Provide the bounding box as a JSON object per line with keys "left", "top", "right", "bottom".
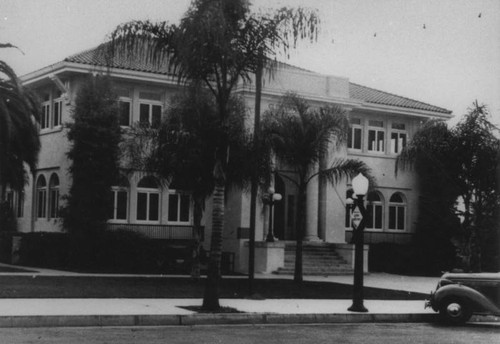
{"left": 8, "top": 43, "right": 452, "bottom": 273}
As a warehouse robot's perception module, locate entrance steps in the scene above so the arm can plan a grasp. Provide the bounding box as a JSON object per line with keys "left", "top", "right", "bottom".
{"left": 273, "top": 242, "right": 354, "bottom": 276}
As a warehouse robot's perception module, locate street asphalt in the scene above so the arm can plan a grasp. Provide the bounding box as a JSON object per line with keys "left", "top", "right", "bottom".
{"left": 0, "top": 264, "right": 497, "bottom": 328}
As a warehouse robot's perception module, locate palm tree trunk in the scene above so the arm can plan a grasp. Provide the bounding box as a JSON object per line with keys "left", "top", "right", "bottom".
{"left": 202, "top": 182, "right": 225, "bottom": 310}
{"left": 190, "top": 196, "right": 204, "bottom": 279}
{"left": 294, "top": 183, "right": 307, "bottom": 283}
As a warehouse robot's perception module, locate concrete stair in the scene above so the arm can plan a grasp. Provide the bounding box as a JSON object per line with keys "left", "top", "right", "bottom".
{"left": 273, "top": 242, "right": 353, "bottom": 276}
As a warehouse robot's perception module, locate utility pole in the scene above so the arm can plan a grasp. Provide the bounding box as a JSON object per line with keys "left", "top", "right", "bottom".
{"left": 248, "top": 48, "right": 264, "bottom": 295}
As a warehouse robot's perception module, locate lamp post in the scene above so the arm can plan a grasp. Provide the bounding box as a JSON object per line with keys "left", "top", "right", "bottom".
{"left": 348, "top": 173, "right": 369, "bottom": 312}
{"left": 264, "top": 187, "right": 282, "bottom": 242}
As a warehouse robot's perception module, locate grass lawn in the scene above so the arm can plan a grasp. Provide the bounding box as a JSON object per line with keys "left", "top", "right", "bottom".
{"left": 0, "top": 275, "right": 427, "bottom": 300}
{"left": 0, "top": 265, "right": 36, "bottom": 273}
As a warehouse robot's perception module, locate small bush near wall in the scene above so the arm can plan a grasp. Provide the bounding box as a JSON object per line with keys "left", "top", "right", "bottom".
{"left": 369, "top": 242, "right": 442, "bottom": 276}
{"left": 16, "top": 231, "right": 193, "bottom": 274}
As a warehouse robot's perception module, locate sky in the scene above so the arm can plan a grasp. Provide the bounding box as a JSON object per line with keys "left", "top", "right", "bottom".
{"left": 2, "top": 0, "right": 500, "bottom": 125}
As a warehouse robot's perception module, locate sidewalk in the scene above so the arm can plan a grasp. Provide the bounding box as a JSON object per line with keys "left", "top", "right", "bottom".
{"left": 0, "top": 265, "right": 495, "bottom": 328}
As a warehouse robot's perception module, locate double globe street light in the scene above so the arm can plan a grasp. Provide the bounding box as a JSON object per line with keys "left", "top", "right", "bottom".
{"left": 346, "top": 173, "right": 369, "bottom": 312}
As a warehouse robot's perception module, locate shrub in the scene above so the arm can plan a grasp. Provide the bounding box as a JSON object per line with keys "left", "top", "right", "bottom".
{"left": 369, "top": 242, "right": 441, "bottom": 276}
{"left": 16, "top": 231, "right": 193, "bottom": 274}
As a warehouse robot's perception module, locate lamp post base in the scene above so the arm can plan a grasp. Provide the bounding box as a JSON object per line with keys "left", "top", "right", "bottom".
{"left": 348, "top": 303, "right": 368, "bottom": 312}
{"left": 265, "top": 234, "right": 275, "bottom": 242}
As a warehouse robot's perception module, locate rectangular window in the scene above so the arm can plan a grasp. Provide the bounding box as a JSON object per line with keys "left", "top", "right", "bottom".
{"left": 41, "top": 103, "right": 50, "bottom": 129}
{"left": 37, "top": 189, "right": 47, "bottom": 218}
{"left": 139, "top": 103, "right": 162, "bottom": 127}
{"left": 389, "top": 207, "right": 396, "bottom": 229}
{"left": 390, "top": 131, "right": 407, "bottom": 154}
{"left": 53, "top": 100, "right": 62, "bottom": 127}
{"left": 168, "top": 193, "right": 191, "bottom": 223}
{"left": 49, "top": 188, "right": 59, "bottom": 219}
{"left": 180, "top": 195, "right": 190, "bottom": 222}
{"left": 16, "top": 191, "right": 24, "bottom": 218}
{"left": 366, "top": 204, "right": 383, "bottom": 229}
{"left": 119, "top": 101, "right": 131, "bottom": 127}
{"left": 110, "top": 189, "right": 128, "bottom": 221}
{"left": 168, "top": 194, "right": 179, "bottom": 222}
{"left": 116, "top": 191, "right": 128, "bottom": 220}
{"left": 397, "top": 207, "right": 405, "bottom": 230}
{"left": 137, "top": 193, "right": 148, "bottom": 221}
{"left": 139, "top": 91, "right": 162, "bottom": 101}
{"left": 6, "top": 191, "right": 14, "bottom": 212}
{"left": 149, "top": 193, "right": 159, "bottom": 221}
{"left": 369, "top": 120, "right": 384, "bottom": 127}
{"left": 137, "top": 191, "right": 160, "bottom": 222}
{"left": 347, "top": 118, "right": 362, "bottom": 150}
{"left": 368, "top": 129, "right": 385, "bottom": 152}
{"left": 389, "top": 206, "right": 406, "bottom": 230}
{"left": 152, "top": 105, "right": 162, "bottom": 128}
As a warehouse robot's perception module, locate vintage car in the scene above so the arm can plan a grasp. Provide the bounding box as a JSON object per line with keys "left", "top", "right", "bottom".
{"left": 425, "top": 272, "right": 500, "bottom": 324}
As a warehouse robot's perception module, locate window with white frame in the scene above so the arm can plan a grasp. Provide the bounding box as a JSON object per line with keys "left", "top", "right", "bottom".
{"left": 109, "top": 175, "right": 129, "bottom": 222}
{"left": 168, "top": 192, "right": 191, "bottom": 224}
{"left": 36, "top": 175, "right": 47, "bottom": 218}
{"left": 3, "top": 190, "right": 23, "bottom": 219}
{"left": 139, "top": 91, "right": 162, "bottom": 128}
{"left": 347, "top": 118, "right": 362, "bottom": 150}
{"left": 5, "top": 190, "right": 14, "bottom": 213}
{"left": 119, "top": 100, "right": 131, "bottom": 127}
{"left": 16, "top": 191, "right": 24, "bottom": 218}
{"left": 41, "top": 94, "right": 51, "bottom": 130}
{"left": 136, "top": 176, "right": 160, "bottom": 222}
{"left": 390, "top": 122, "right": 407, "bottom": 154}
{"left": 48, "top": 173, "right": 60, "bottom": 219}
{"left": 366, "top": 191, "right": 383, "bottom": 230}
{"left": 389, "top": 193, "right": 406, "bottom": 230}
{"left": 116, "top": 88, "right": 132, "bottom": 127}
{"left": 52, "top": 91, "right": 63, "bottom": 128}
{"left": 368, "top": 120, "right": 385, "bottom": 153}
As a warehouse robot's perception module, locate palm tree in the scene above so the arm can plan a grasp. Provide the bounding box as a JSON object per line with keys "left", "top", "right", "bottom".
{"left": 397, "top": 103, "right": 500, "bottom": 273}
{"left": 109, "top": 0, "right": 320, "bottom": 309}
{"left": 122, "top": 88, "right": 259, "bottom": 279}
{"left": 0, "top": 44, "right": 40, "bottom": 202}
{"left": 262, "top": 93, "right": 374, "bottom": 283}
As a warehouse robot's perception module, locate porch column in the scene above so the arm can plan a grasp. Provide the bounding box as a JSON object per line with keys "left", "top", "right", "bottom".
{"left": 305, "top": 165, "right": 320, "bottom": 241}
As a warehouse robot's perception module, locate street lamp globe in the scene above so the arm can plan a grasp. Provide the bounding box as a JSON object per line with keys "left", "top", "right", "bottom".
{"left": 352, "top": 173, "right": 369, "bottom": 196}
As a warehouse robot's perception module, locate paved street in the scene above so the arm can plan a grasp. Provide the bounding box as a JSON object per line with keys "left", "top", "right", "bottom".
{"left": 0, "top": 323, "right": 498, "bottom": 344}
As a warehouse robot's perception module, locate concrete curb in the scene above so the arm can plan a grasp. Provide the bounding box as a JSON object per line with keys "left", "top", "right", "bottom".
{"left": 0, "top": 313, "right": 439, "bottom": 328}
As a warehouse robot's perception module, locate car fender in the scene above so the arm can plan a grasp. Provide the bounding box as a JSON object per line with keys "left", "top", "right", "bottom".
{"left": 434, "top": 283, "right": 500, "bottom": 315}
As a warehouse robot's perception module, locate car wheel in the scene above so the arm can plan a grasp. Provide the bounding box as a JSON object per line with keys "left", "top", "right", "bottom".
{"left": 439, "top": 297, "right": 472, "bottom": 325}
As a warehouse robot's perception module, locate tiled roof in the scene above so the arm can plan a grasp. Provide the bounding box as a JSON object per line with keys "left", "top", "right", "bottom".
{"left": 64, "top": 44, "right": 172, "bottom": 75}
{"left": 349, "top": 83, "right": 451, "bottom": 114}
{"left": 64, "top": 44, "right": 451, "bottom": 115}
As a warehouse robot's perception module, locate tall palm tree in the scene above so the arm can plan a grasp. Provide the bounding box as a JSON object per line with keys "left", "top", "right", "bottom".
{"left": 0, "top": 44, "right": 40, "bottom": 198}
{"left": 122, "top": 88, "right": 259, "bottom": 279}
{"left": 262, "top": 93, "right": 374, "bottom": 283}
{"left": 109, "top": 0, "right": 319, "bottom": 310}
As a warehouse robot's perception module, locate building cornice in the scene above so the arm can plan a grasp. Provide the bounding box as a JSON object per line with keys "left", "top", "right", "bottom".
{"left": 21, "top": 62, "right": 181, "bottom": 88}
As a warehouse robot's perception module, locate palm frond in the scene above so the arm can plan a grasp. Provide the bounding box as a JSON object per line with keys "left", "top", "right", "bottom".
{"left": 314, "top": 158, "right": 376, "bottom": 190}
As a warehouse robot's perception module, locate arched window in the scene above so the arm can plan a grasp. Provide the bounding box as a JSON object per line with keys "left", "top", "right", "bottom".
{"left": 136, "top": 176, "right": 160, "bottom": 222}
{"left": 389, "top": 193, "right": 406, "bottom": 230}
{"left": 366, "top": 191, "right": 383, "bottom": 230}
{"left": 167, "top": 179, "right": 191, "bottom": 224}
{"left": 48, "top": 174, "right": 60, "bottom": 219}
{"left": 36, "top": 175, "right": 47, "bottom": 219}
{"left": 110, "top": 174, "right": 129, "bottom": 222}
